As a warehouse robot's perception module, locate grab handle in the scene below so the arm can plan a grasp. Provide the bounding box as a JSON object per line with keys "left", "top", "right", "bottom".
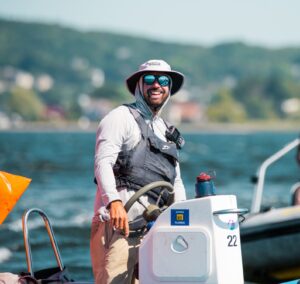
{"left": 213, "top": 208, "right": 248, "bottom": 216}
{"left": 22, "top": 208, "right": 64, "bottom": 276}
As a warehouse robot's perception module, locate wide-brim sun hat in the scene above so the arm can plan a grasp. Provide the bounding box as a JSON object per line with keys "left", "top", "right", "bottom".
{"left": 126, "top": 59, "right": 184, "bottom": 96}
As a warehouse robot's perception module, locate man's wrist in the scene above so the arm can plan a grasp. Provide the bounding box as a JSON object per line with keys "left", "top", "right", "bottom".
{"left": 106, "top": 199, "right": 122, "bottom": 209}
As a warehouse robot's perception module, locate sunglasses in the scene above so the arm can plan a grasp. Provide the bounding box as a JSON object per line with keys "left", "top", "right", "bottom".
{"left": 143, "top": 74, "right": 171, "bottom": 87}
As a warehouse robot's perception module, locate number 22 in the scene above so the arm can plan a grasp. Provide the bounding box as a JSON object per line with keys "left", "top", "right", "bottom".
{"left": 227, "top": 235, "right": 237, "bottom": 247}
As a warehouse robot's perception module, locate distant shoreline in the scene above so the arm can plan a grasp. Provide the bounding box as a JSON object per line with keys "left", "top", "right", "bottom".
{"left": 0, "top": 120, "right": 299, "bottom": 133}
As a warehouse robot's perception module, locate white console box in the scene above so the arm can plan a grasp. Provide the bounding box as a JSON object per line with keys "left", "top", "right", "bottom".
{"left": 139, "top": 195, "right": 244, "bottom": 284}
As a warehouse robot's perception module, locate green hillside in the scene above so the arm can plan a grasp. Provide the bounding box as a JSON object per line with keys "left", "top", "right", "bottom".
{"left": 0, "top": 18, "right": 300, "bottom": 123}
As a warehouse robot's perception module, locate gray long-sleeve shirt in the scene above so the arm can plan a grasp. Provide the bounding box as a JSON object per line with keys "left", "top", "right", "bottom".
{"left": 93, "top": 105, "right": 186, "bottom": 221}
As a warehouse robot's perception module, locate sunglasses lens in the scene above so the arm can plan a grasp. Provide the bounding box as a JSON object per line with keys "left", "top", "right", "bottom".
{"left": 143, "top": 75, "right": 170, "bottom": 86}
{"left": 143, "top": 75, "right": 155, "bottom": 85}
{"left": 158, "top": 75, "right": 170, "bottom": 86}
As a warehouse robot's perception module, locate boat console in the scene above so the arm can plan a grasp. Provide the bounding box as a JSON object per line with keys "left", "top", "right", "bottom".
{"left": 136, "top": 181, "right": 247, "bottom": 283}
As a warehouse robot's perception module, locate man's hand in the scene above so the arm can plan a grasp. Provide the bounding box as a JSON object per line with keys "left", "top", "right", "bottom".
{"left": 109, "top": 200, "right": 129, "bottom": 237}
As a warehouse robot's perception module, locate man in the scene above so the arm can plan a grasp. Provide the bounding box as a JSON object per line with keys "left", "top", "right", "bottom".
{"left": 90, "top": 59, "right": 186, "bottom": 284}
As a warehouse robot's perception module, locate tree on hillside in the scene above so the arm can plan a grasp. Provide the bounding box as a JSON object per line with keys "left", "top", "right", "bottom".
{"left": 233, "top": 75, "right": 300, "bottom": 119}
{"left": 9, "top": 87, "right": 45, "bottom": 120}
{"left": 233, "top": 77, "right": 278, "bottom": 119}
{"left": 207, "top": 87, "right": 247, "bottom": 122}
{"left": 91, "top": 83, "right": 130, "bottom": 103}
{"left": 264, "top": 75, "right": 300, "bottom": 117}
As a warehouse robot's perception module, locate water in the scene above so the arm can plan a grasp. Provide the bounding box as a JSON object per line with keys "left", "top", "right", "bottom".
{"left": 0, "top": 130, "right": 299, "bottom": 280}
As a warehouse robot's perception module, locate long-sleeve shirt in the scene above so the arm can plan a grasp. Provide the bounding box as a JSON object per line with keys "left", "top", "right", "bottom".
{"left": 93, "top": 105, "right": 186, "bottom": 222}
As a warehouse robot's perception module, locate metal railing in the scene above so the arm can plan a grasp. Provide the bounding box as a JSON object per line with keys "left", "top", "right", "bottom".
{"left": 22, "top": 208, "right": 64, "bottom": 276}
{"left": 250, "top": 138, "right": 300, "bottom": 213}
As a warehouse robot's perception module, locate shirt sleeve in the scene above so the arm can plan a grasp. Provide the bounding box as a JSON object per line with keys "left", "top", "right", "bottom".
{"left": 94, "top": 107, "right": 132, "bottom": 206}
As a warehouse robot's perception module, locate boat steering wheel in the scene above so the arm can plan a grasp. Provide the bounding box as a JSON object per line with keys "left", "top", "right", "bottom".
{"left": 124, "top": 181, "right": 174, "bottom": 235}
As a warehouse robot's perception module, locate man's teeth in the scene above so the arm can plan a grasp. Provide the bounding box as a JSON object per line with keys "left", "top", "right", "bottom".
{"left": 147, "top": 89, "right": 163, "bottom": 97}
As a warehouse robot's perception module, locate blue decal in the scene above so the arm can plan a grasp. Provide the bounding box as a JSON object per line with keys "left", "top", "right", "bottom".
{"left": 171, "top": 209, "right": 189, "bottom": 226}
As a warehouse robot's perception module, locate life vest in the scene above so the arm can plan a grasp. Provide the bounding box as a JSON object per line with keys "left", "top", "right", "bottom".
{"left": 113, "top": 106, "right": 179, "bottom": 204}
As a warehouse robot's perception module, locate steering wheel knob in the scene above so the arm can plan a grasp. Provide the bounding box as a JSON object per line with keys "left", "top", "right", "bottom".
{"left": 143, "top": 204, "right": 161, "bottom": 222}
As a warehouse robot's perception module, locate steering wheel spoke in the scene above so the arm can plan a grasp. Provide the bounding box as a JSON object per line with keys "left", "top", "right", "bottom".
{"left": 137, "top": 198, "right": 148, "bottom": 210}
{"left": 128, "top": 216, "right": 144, "bottom": 225}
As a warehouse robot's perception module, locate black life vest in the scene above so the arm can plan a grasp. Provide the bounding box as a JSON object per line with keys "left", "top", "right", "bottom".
{"left": 113, "top": 106, "right": 179, "bottom": 204}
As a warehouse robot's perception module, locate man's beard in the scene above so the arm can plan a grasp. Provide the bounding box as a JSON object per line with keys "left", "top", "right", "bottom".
{"left": 145, "top": 89, "right": 168, "bottom": 112}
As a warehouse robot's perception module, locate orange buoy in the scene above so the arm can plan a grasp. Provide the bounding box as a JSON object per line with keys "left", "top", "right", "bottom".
{"left": 0, "top": 171, "right": 31, "bottom": 224}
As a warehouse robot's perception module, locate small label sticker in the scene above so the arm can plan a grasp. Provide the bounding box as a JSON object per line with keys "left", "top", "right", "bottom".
{"left": 171, "top": 209, "right": 189, "bottom": 226}
{"left": 228, "top": 219, "right": 237, "bottom": 230}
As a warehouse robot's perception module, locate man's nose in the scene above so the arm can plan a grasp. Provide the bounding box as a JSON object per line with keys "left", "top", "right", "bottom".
{"left": 152, "top": 80, "right": 161, "bottom": 87}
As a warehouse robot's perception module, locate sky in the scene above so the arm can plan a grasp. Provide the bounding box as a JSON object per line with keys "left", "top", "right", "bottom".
{"left": 1, "top": 0, "right": 300, "bottom": 48}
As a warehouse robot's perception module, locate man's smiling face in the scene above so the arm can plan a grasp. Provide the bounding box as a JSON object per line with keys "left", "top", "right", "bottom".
{"left": 142, "top": 72, "right": 171, "bottom": 113}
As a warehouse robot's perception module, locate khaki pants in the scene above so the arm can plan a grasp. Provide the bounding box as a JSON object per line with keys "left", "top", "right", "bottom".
{"left": 90, "top": 221, "right": 140, "bottom": 284}
{"left": 0, "top": 273, "right": 19, "bottom": 284}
